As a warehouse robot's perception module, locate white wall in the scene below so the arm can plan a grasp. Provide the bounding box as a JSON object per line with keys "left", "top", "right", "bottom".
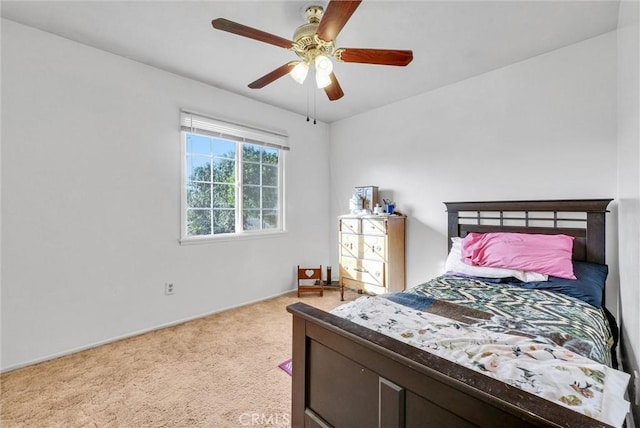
{"left": 329, "top": 32, "right": 618, "bottom": 295}
{"left": 617, "top": 0, "right": 640, "bottom": 419}
{"left": 1, "top": 20, "right": 331, "bottom": 371}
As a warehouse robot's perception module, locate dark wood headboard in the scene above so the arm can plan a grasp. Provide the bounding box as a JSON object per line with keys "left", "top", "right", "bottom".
{"left": 443, "top": 199, "right": 612, "bottom": 264}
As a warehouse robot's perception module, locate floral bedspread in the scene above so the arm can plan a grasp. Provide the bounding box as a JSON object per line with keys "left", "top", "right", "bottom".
{"left": 331, "top": 296, "right": 630, "bottom": 427}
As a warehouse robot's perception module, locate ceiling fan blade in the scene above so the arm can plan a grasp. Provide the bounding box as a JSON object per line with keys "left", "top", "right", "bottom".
{"left": 324, "top": 72, "right": 344, "bottom": 101}
{"left": 212, "top": 18, "right": 293, "bottom": 49}
{"left": 248, "top": 63, "right": 296, "bottom": 89}
{"left": 316, "top": 0, "right": 362, "bottom": 42}
{"left": 338, "top": 48, "right": 413, "bottom": 66}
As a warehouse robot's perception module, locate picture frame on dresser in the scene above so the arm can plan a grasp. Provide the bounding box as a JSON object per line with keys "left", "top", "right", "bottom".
{"left": 354, "top": 186, "right": 379, "bottom": 212}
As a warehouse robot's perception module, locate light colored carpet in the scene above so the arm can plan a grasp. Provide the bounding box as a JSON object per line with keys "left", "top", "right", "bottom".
{"left": 1, "top": 287, "right": 358, "bottom": 428}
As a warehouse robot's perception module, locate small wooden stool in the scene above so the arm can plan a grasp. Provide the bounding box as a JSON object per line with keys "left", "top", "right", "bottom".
{"left": 297, "top": 265, "right": 323, "bottom": 297}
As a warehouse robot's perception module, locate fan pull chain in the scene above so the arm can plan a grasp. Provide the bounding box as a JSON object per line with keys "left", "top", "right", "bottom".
{"left": 313, "top": 89, "right": 317, "bottom": 125}
{"left": 306, "top": 85, "right": 310, "bottom": 122}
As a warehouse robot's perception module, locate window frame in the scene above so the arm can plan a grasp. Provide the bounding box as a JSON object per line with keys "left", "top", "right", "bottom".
{"left": 179, "top": 111, "right": 287, "bottom": 244}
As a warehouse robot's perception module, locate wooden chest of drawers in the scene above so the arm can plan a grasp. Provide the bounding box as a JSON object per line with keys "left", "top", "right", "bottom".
{"left": 339, "top": 215, "right": 406, "bottom": 300}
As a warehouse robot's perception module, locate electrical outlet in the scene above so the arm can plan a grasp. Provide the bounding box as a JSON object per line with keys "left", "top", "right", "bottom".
{"left": 165, "top": 282, "right": 175, "bottom": 296}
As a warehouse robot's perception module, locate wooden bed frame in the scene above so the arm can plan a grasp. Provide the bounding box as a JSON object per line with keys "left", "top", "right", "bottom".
{"left": 287, "top": 199, "right": 615, "bottom": 428}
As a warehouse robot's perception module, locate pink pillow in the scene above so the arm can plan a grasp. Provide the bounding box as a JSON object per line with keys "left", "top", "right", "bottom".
{"left": 461, "top": 232, "right": 576, "bottom": 279}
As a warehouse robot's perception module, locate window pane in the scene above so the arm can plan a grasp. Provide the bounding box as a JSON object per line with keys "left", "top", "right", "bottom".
{"left": 243, "top": 162, "right": 260, "bottom": 185}
{"left": 213, "top": 184, "right": 235, "bottom": 208}
{"left": 213, "top": 159, "right": 235, "bottom": 183}
{"left": 262, "top": 210, "right": 278, "bottom": 229}
{"left": 243, "top": 185, "right": 260, "bottom": 209}
{"left": 187, "top": 134, "right": 211, "bottom": 155}
{"left": 243, "top": 144, "right": 261, "bottom": 162}
{"left": 263, "top": 148, "right": 278, "bottom": 165}
{"left": 187, "top": 209, "right": 211, "bottom": 236}
{"left": 262, "top": 165, "right": 278, "bottom": 186}
{"left": 262, "top": 187, "right": 278, "bottom": 209}
{"left": 212, "top": 139, "right": 236, "bottom": 158}
{"left": 213, "top": 209, "right": 235, "bottom": 234}
{"left": 187, "top": 182, "right": 211, "bottom": 208}
{"left": 243, "top": 210, "right": 260, "bottom": 231}
{"left": 182, "top": 126, "right": 284, "bottom": 239}
{"left": 187, "top": 156, "right": 211, "bottom": 182}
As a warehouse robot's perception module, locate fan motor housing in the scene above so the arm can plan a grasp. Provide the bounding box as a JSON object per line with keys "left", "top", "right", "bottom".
{"left": 292, "top": 5, "right": 335, "bottom": 60}
{"left": 293, "top": 22, "right": 319, "bottom": 49}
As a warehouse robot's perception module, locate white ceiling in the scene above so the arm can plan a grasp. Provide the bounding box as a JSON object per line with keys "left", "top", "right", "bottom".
{"left": 1, "top": 1, "right": 620, "bottom": 123}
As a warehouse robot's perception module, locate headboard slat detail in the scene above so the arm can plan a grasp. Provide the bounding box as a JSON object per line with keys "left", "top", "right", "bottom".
{"left": 444, "top": 199, "right": 612, "bottom": 264}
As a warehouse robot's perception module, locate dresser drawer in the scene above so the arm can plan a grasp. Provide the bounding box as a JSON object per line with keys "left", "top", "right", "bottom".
{"left": 362, "top": 282, "right": 386, "bottom": 295}
{"left": 340, "top": 234, "right": 362, "bottom": 259}
{"left": 340, "top": 218, "right": 361, "bottom": 234}
{"left": 340, "top": 256, "right": 361, "bottom": 282}
{"left": 363, "top": 235, "right": 386, "bottom": 262}
{"left": 361, "top": 260, "right": 385, "bottom": 287}
{"left": 340, "top": 258, "right": 385, "bottom": 288}
{"left": 341, "top": 278, "right": 386, "bottom": 296}
{"left": 362, "top": 218, "right": 386, "bottom": 236}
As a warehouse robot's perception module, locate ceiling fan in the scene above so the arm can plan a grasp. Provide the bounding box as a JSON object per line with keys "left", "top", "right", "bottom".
{"left": 211, "top": 0, "right": 413, "bottom": 101}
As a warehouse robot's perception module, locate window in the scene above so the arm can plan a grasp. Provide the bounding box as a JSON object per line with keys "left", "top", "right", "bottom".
{"left": 180, "top": 111, "right": 288, "bottom": 242}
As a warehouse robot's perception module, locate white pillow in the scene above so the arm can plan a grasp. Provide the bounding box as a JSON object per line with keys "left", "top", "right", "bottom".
{"left": 445, "top": 237, "right": 548, "bottom": 282}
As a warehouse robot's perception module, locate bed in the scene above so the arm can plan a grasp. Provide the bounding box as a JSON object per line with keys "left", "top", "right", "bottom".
{"left": 287, "top": 199, "right": 630, "bottom": 428}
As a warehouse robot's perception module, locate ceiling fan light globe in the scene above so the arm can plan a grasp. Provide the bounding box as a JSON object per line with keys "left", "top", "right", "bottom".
{"left": 315, "top": 72, "right": 332, "bottom": 89}
{"left": 315, "top": 55, "right": 333, "bottom": 74}
{"left": 290, "top": 61, "right": 309, "bottom": 84}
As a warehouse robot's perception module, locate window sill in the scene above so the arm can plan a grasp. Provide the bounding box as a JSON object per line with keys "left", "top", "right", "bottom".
{"left": 179, "top": 230, "right": 288, "bottom": 245}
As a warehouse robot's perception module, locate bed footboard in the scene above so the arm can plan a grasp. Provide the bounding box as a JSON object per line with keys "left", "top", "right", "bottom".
{"left": 287, "top": 302, "right": 612, "bottom": 428}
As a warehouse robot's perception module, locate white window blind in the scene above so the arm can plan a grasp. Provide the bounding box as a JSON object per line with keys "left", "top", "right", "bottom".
{"left": 180, "top": 110, "right": 289, "bottom": 151}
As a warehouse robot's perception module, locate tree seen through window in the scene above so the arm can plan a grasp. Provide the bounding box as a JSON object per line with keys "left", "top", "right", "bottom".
{"left": 185, "top": 133, "right": 280, "bottom": 236}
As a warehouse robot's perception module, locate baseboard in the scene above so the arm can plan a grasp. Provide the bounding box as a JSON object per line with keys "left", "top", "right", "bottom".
{"left": 1, "top": 287, "right": 297, "bottom": 373}
{"left": 621, "top": 325, "right": 640, "bottom": 426}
